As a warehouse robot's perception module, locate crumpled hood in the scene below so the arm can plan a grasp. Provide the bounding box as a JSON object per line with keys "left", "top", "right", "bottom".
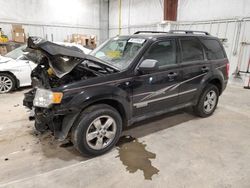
{"left": 27, "top": 37, "right": 118, "bottom": 78}
{"left": 0, "top": 55, "right": 12, "bottom": 64}
{"left": 27, "top": 37, "right": 87, "bottom": 78}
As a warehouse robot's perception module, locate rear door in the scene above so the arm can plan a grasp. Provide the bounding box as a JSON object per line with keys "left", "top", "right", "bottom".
{"left": 200, "top": 38, "right": 228, "bottom": 79}
{"left": 132, "top": 39, "right": 181, "bottom": 117}
{"left": 178, "top": 37, "right": 211, "bottom": 105}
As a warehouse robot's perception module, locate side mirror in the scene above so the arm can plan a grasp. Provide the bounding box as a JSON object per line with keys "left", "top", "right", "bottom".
{"left": 138, "top": 59, "right": 159, "bottom": 73}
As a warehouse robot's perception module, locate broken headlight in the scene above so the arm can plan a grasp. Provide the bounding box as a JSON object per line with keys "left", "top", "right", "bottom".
{"left": 33, "top": 88, "right": 63, "bottom": 108}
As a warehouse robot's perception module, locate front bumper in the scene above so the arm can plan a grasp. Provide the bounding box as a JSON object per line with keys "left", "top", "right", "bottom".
{"left": 23, "top": 89, "right": 36, "bottom": 109}
{"left": 23, "top": 89, "right": 79, "bottom": 141}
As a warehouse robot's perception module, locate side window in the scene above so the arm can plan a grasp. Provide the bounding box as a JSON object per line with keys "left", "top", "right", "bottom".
{"left": 201, "top": 39, "right": 225, "bottom": 60}
{"left": 144, "top": 40, "right": 176, "bottom": 67}
{"left": 180, "top": 38, "right": 204, "bottom": 62}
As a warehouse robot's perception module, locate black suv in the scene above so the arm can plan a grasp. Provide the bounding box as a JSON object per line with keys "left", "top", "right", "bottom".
{"left": 23, "top": 30, "right": 229, "bottom": 156}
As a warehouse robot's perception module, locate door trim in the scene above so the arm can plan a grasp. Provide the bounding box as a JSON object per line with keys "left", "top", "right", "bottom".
{"left": 134, "top": 88, "right": 197, "bottom": 108}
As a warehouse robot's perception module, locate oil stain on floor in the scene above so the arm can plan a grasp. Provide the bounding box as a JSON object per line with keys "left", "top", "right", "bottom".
{"left": 116, "top": 135, "right": 159, "bottom": 180}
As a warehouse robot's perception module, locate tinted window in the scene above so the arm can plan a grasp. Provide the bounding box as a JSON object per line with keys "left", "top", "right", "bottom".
{"left": 144, "top": 40, "right": 176, "bottom": 67}
{"left": 201, "top": 39, "right": 225, "bottom": 60}
{"left": 180, "top": 38, "right": 204, "bottom": 62}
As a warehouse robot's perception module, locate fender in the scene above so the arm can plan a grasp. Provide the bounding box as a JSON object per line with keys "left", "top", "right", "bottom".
{"left": 64, "top": 85, "right": 131, "bottom": 114}
{"left": 55, "top": 84, "right": 132, "bottom": 140}
{"left": 194, "top": 71, "right": 224, "bottom": 105}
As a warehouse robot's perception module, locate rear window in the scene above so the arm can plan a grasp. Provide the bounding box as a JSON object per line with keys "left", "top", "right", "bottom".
{"left": 180, "top": 38, "right": 204, "bottom": 62}
{"left": 201, "top": 39, "right": 225, "bottom": 60}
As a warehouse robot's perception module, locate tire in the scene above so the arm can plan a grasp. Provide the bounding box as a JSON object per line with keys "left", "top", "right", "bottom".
{"left": 71, "top": 104, "right": 122, "bottom": 156}
{"left": 193, "top": 84, "right": 219, "bottom": 118}
{"left": 0, "top": 73, "right": 16, "bottom": 93}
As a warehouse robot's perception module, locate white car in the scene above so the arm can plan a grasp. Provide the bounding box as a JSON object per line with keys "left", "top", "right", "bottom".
{"left": 0, "top": 43, "right": 91, "bottom": 93}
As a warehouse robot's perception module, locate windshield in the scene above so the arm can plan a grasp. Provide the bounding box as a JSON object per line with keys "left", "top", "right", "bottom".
{"left": 90, "top": 37, "right": 146, "bottom": 70}
{"left": 5, "top": 45, "right": 26, "bottom": 59}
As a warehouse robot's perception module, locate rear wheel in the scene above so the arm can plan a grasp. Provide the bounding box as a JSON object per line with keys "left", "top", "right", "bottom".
{"left": 0, "top": 73, "right": 16, "bottom": 93}
{"left": 193, "top": 84, "right": 219, "bottom": 117}
{"left": 71, "top": 104, "right": 122, "bottom": 156}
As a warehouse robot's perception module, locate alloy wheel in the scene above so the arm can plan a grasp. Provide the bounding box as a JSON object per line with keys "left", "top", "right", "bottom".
{"left": 0, "top": 76, "right": 13, "bottom": 93}
{"left": 86, "top": 115, "right": 117, "bottom": 150}
{"left": 204, "top": 90, "right": 217, "bottom": 113}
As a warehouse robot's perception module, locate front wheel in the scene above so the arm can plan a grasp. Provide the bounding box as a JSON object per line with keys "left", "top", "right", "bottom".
{"left": 71, "top": 104, "right": 122, "bottom": 156}
{"left": 193, "top": 84, "right": 219, "bottom": 117}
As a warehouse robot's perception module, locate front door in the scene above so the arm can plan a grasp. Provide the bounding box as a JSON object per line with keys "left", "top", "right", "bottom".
{"left": 132, "top": 39, "right": 181, "bottom": 118}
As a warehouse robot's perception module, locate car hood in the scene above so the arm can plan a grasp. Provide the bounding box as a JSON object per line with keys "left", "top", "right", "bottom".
{"left": 27, "top": 37, "right": 119, "bottom": 78}
{"left": 0, "top": 55, "right": 12, "bottom": 64}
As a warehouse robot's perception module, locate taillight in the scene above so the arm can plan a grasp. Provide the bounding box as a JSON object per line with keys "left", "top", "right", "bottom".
{"left": 226, "top": 62, "right": 229, "bottom": 78}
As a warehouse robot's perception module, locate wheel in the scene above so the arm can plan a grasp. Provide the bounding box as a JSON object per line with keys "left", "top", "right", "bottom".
{"left": 193, "top": 84, "right": 219, "bottom": 117}
{"left": 71, "top": 104, "right": 122, "bottom": 156}
{"left": 0, "top": 73, "right": 16, "bottom": 93}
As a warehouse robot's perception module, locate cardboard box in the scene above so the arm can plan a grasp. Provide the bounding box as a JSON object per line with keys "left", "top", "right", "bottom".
{"left": 80, "top": 36, "right": 88, "bottom": 46}
{"left": 71, "top": 34, "right": 92, "bottom": 46}
{"left": 0, "top": 46, "right": 7, "bottom": 55}
{"left": 12, "top": 24, "right": 25, "bottom": 43}
{"left": 67, "top": 34, "right": 97, "bottom": 49}
{"left": 88, "top": 35, "right": 97, "bottom": 49}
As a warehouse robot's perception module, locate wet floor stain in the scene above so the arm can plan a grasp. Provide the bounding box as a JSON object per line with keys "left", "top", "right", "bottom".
{"left": 116, "top": 135, "right": 159, "bottom": 180}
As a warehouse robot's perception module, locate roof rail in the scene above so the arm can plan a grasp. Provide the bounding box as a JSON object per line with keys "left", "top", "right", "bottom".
{"left": 134, "top": 31, "right": 168, "bottom": 34}
{"left": 169, "top": 30, "right": 210, "bottom": 35}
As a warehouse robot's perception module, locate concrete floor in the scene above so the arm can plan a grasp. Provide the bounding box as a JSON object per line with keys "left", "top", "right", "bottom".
{"left": 0, "top": 84, "right": 249, "bottom": 188}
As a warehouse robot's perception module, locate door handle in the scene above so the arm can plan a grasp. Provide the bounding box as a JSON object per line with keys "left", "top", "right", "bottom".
{"left": 201, "top": 66, "right": 209, "bottom": 72}
{"left": 168, "top": 72, "right": 178, "bottom": 77}
{"left": 167, "top": 72, "right": 178, "bottom": 81}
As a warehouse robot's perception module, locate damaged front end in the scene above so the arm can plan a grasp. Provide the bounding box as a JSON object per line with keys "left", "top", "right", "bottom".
{"left": 23, "top": 37, "right": 118, "bottom": 140}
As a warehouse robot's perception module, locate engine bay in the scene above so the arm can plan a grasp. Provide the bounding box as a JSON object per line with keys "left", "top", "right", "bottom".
{"left": 30, "top": 57, "right": 111, "bottom": 89}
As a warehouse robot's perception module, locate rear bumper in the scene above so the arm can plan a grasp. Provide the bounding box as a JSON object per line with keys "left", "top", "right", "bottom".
{"left": 222, "top": 80, "right": 228, "bottom": 93}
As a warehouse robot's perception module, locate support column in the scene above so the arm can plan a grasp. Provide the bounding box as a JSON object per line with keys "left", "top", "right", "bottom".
{"left": 99, "top": 0, "right": 109, "bottom": 43}
{"left": 164, "top": 0, "right": 178, "bottom": 21}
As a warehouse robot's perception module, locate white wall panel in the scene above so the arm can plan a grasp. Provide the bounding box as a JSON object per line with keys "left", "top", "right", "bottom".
{"left": 109, "top": 0, "right": 163, "bottom": 36}
{"left": 178, "top": 0, "right": 250, "bottom": 21}
{"left": 0, "top": 0, "right": 99, "bottom": 28}
{"left": 0, "top": 0, "right": 100, "bottom": 43}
